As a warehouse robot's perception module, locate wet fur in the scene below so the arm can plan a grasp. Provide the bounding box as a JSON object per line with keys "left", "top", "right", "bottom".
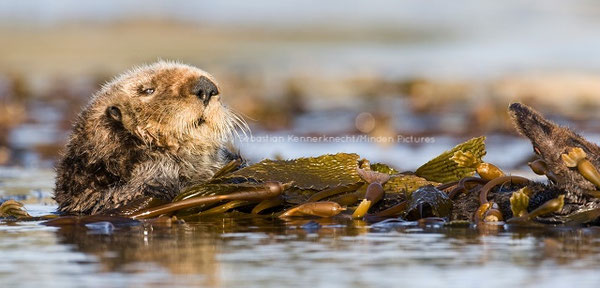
{"left": 55, "top": 61, "right": 247, "bottom": 214}
{"left": 509, "top": 103, "right": 600, "bottom": 210}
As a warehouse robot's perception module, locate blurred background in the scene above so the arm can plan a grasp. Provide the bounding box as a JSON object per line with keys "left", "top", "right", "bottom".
{"left": 2, "top": 0, "right": 600, "bottom": 171}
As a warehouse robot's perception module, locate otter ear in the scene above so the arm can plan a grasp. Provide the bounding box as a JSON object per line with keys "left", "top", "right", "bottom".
{"left": 106, "top": 105, "right": 122, "bottom": 122}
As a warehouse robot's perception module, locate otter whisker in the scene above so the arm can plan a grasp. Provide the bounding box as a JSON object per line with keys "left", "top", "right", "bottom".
{"left": 230, "top": 109, "right": 251, "bottom": 137}
{"left": 222, "top": 108, "right": 250, "bottom": 142}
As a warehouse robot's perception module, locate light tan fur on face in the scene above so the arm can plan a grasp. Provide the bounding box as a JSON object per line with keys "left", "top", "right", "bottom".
{"left": 91, "top": 61, "right": 246, "bottom": 151}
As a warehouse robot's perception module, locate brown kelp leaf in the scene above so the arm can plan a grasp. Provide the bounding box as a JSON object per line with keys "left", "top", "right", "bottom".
{"left": 198, "top": 200, "right": 254, "bottom": 216}
{"left": 174, "top": 182, "right": 280, "bottom": 202}
{"left": 415, "top": 137, "right": 486, "bottom": 183}
{"left": 280, "top": 201, "right": 345, "bottom": 218}
{"left": 476, "top": 162, "right": 505, "bottom": 181}
{"left": 0, "top": 200, "right": 31, "bottom": 218}
{"left": 109, "top": 196, "right": 167, "bottom": 216}
{"left": 561, "top": 147, "right": 600, "bottom": 189}
{"left": 352, "top": 182, "right": 385, "bottom": 219}
{"left": 508, "top": 195, "right": 565, "bottom": 223}
{"left": 211, "top": 159, "right": 244, "bottom": 179}
{"left": 329, "top": 190, "right": 364, "bottom": 206}
{"left": 252, "top": 196, "right": 285, "bottom": 214}
{"left": 405, "top": 185, "right": 453, "bottom": 220}
{"left": 528, "top": 195, "right": 565, "bottom": 219}
{"left": 215, "top": 153, "right": 362, "bottom": 190}
{"left": 510, "top": 187, "right": 530, "bottom": 218}
{"left": 306, "top": 183, "right": 363, "bottom": 202}
{"left": 563, "top": 208, "right": 600, "bottom": 225}
{"left": 138, "top": 182, "right": 285, "bottom": 219}
{"left": 450, "top": 151, "right": 480, "bottom": 168}
{"left": 370, "top": 163, "right": 400, "bottom": 175}
{"left": 341, "top": 174, "right": 434, "bottom": 202}
{"left": 282, "top": 187, "right": 321, "bottom": 204}
{"left": 357, "top": 168, "right": 391, "bottom": 184}
{"left": 383, "top": 174, "right": 439, "bottom": 196}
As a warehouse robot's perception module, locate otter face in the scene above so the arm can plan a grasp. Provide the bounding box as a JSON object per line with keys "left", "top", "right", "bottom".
{"left": 96, "top": 61, "right": 245, "bottom": 150}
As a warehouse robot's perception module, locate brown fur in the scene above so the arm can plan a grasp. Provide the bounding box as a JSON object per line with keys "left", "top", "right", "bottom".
{"left": 509, "top": 103, "right": 600, "bottom": 207}
{"left": 54, "top": 61, "right": 247, "bottom": 214}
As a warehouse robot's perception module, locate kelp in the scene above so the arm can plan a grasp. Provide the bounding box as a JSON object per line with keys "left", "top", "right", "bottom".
{"left": 214, "top": 153, "right": 363, "bottom": 190}
{"left": 510, "top": 187, "right": 530, "bottom": 218}
{"left": 211, "top": 159, "right": 245, "bottom": 179}
{"left": 169, "top": 153, "right": 437, "bottom": 217}
{"left": 137, "top": 136, "right": 486, "bottom": 222}
{"left": 252, "top": 196, "right": 285, "bottom": 214}
{"left": 370, "top": 163, "right": 400, "bottom": 175}
{"left": 281, "top": 187, "right": 321, "bottom": 205}
{"left": 383, "top": 174, "right": 438, "bottom": 196}
{"left": 175, "top": 182, "right": 280, "bottom": 202}
{"left": 132, "top": 182, "right": 285, "bottom": 219}
{"left": 415, "top": 137, "right": 486, "bottom": 183}
{"left": 0, "top": 200, "right": 31, "bottom": 218}
{"left": 198, "top": 200, "right": 255, "bottom": 216}
{"left": 352, "top": 169, "right": 388, "bottom": 218}
{"left": 280, "top": 202, "right": 345, "bottom": 218}
{"left": 507, "top": 195, "right": 565, "bottom": 223}
{"left": 563, "top": 208, "right": 600, "bottom": 225}
{"left": 161, "top": 149, "right": 445, "bottom": 218}
{"left": 306, "top": 183, "right": 364, "bottom": 203}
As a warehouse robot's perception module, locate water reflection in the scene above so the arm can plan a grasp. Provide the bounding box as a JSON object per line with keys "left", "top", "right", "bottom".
{"left": 3, "top": 214, "right": 600, "bottom": 287}
{"left": 2, "top": 168, "right": 600, "bottom": 287}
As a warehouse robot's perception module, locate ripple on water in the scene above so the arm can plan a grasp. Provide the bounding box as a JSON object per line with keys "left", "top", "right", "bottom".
{"left": 2, "top": 168, "right": 600, "bottom": 287}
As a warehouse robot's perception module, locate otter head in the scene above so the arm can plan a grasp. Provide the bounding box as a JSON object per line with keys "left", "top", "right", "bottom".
{"left": 92, "top": 61, "right": 244, "bottom": 151}
{"left": 509, "top": 103, "right": 596, "bottom": 162}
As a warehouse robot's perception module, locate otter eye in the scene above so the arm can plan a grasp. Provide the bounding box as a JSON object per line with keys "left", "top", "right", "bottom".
{"left": 142, "top": 88, "right": 155, "bottom": 95}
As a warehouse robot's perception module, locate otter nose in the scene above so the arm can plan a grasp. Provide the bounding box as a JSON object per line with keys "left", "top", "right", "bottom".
{"left": 195, "top": 76, "right": 219, "bottom": 105}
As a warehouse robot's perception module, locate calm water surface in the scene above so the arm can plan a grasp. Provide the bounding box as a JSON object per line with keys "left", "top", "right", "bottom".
{"left": 1, "top": 168, "right": 600, "bottom": 288}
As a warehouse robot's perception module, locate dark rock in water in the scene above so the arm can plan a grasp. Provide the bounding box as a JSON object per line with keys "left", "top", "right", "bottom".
{"left": 405, "top": 185, "right": 452, "bottom": 220}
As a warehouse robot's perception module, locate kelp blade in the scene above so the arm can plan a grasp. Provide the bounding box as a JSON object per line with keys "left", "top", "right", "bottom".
{"left": 174, "top": 182, "right": 274, "bottom": 202}
{"left": 383, "top": 174, "right": 438, "bottom": 196}
{"left": 370, "top": 163, "right": 400, "bottom": 175}
{"left": 214, "top": 153, "right": 363, "bottom": 190}
{"left": 415, "top": 137, "right": 486, "bottom": 183}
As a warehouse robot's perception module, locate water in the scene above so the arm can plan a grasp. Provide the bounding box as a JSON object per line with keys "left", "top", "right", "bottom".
{"left": 1, "top": 168, "right": 600, "bottom": 288}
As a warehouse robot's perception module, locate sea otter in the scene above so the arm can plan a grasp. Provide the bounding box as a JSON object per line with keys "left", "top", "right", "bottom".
{"left": 54, "top": 61, "right": 246, "bottom": 214}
